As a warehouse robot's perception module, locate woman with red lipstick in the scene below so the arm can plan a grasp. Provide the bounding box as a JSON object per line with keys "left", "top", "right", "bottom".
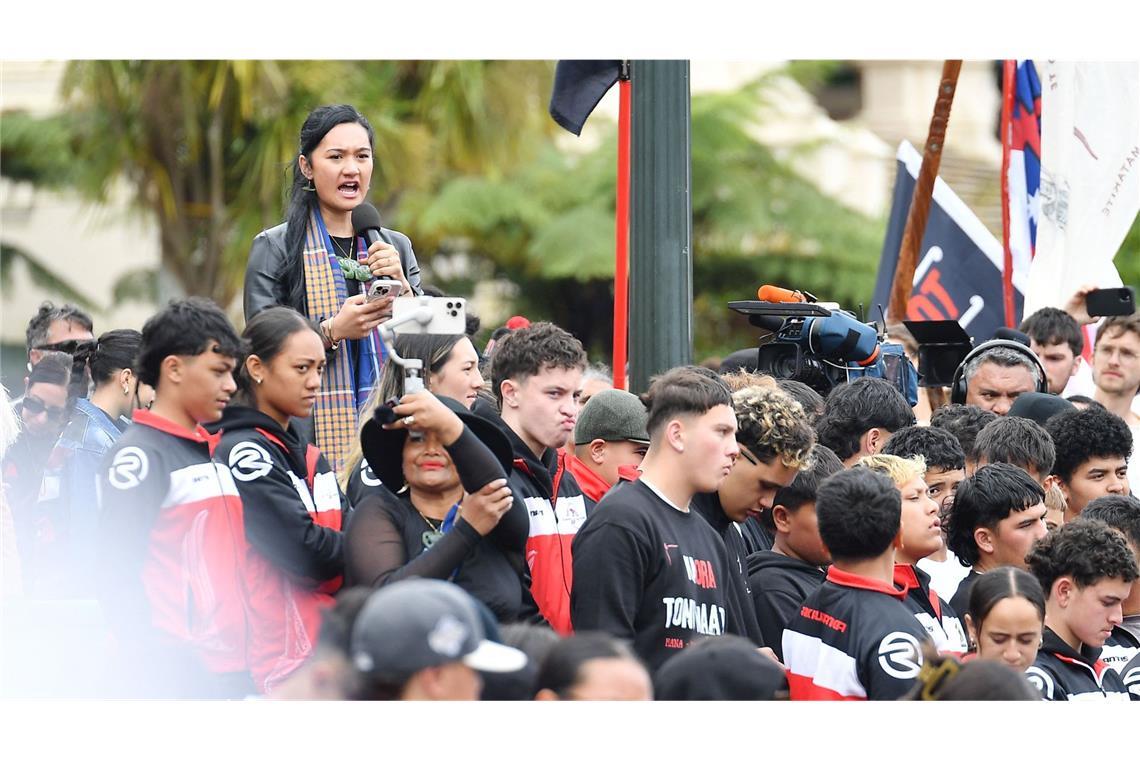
{"left": 344, "top": 390, "right": 530, "bottom": 623}
{"left": 244, "top": 104, "right": 424, "bottom": 474}
{"left": 339, "top": 332, "right": 484, "bottom": 505}
{"left": 210, "top": 307, "right": 349, "bottom": 694}
{"left": 858, "top": 454, "right": 970, "bottom": 654}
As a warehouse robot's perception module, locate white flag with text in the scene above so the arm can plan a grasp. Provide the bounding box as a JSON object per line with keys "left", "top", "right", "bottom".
{"left": 1024, "top": 61, "right": 1140, "bottom": 316}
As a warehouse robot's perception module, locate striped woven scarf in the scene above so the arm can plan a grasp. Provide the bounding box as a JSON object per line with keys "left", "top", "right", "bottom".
{"left": 302, "top": 211, "right": 383, "bottom": 472}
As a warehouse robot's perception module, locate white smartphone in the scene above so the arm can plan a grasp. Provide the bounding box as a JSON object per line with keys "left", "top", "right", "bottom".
{"left": 367, "top": 279, "right": 403, "bottom": 302}
{"left": 392, "top": 296, "right": 467, "bottom": 335}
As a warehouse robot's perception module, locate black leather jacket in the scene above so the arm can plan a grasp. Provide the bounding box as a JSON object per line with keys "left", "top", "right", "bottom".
{"left": 243, "top": 221, "right": 423, "bottom": 321}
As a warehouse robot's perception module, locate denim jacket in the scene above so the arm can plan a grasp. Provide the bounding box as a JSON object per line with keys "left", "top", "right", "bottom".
{"left": 33, "top": 399, "right": 127, "bottom": 597}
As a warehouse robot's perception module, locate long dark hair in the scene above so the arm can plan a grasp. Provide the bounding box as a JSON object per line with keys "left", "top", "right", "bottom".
{"left": 74, "top": 329, "right": 143, "bottom": 389}
{"left": 283, "top": 104, "right": 376, "bottom": 310}
{"left": 234, "top": 307, "right": 322, "bottom": 407}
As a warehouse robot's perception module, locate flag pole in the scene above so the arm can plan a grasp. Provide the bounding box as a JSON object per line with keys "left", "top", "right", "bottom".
{"left": 1000, "top": 60, "right": 1017, "bottom": 328}
{"left": 888, "top": 60, "right": 963, "bottom": 323}
{"left": 613, "top": 61, "right": 631, "bottom": 390}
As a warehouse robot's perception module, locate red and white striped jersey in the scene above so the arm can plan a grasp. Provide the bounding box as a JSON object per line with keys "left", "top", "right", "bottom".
{"left": 783, "top": 566, "right": 933, "bottom": 700}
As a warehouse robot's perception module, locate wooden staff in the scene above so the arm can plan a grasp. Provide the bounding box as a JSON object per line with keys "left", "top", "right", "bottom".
{"left": 888, "top": 60, "right": 963, "bottom": 323}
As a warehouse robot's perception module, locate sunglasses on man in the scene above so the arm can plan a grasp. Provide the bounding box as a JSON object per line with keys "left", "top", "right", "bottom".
{"left": 33, "top": 339, "right": 96, "bottom": 355}
{"left": 22, "top": 395, "right": 69, "bottom": 423}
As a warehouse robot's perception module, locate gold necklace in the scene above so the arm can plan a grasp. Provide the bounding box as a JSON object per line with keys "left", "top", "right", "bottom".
{"left": 330, "top": 234, "right": 355, "bottom": 259}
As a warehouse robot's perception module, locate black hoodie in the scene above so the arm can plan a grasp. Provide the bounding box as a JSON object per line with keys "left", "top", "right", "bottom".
{"left": 690, "top": 492, "right": 765, "bottom": 647}
{"left": 745, "top": 550, "right": 826, "bottom": 660}
{"left": 207, "top": 405, "right": 346, "bottom": 581}
{"left": 1026, "top": 626, "right": 1131, "bottom": 701}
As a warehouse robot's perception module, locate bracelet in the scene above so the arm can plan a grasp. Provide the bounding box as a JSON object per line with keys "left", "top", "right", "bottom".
{"left": 321, "top": 319, "right": 340, "bottom": 351}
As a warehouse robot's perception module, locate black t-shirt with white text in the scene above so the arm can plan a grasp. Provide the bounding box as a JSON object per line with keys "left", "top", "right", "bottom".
{"left": 571, "top": 479, "right": 746, "bottom": 671}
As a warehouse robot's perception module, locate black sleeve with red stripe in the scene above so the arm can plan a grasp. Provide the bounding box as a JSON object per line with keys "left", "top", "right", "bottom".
{"left": 217, "top": 435, "right": 344, "bottom": 582}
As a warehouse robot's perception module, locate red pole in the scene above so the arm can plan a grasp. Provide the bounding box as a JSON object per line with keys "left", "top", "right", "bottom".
{"left": 1000, "top": 59, "right": 1017, "bottom": 328}
{"left": 612, "top": 74, "right": 631, "bottom": 390}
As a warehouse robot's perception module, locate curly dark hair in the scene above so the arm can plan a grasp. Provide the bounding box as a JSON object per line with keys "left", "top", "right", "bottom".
{"left": 930, "top": 404, "right": 998, "bottom": 462}
{"left": 972, "top": 416, "right": 1055, "bottom": 477}
{"left": 1019, "top": 307, "right": 1083, "bottom": 358}
{"left": 816, "top": 467, "right": 901, "bottom": 561}
{"left": 945, "top": 463, "right": 1045, "bottom": 567}
{"left": 1080, "top": 494, "right": 1140, "bottom": 548}
{"left": 882, "top": 425, "right": 965, "bottom": 472}
{"left": 489, "top": 321, "right": 586, "bottom": 403}
{"left": 814, "top": 377, "right": 916, "bottom": 461}
{"left": 1026, "top": 519, "right": 1139, "bottom": 594}
{"left": 1044, "top": 407, "right": 1133, "bottom": 483}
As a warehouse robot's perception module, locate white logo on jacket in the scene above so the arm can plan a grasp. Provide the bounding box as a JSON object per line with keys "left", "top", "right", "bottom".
{"left": 877, "top": 631, "right": 923, "bottom": 679}
{"left": 229, "top": 442, "right": 273, "bottom": 482}
{"left": 360, "top": 459, "right": 382, "bottom": 487}
{"left": 1025, "top": 665, "right": 1054, "bottom": 699}
{"left": 109, "top": 446, "right": 149, "bottom": 489}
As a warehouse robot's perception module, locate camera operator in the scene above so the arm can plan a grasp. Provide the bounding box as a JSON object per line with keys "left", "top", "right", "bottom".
{"left": 955, "top": 342, "right": 1046, "bottom": 417}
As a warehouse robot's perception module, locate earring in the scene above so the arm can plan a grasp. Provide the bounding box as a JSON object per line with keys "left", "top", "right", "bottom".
{"left": 122, "top": 386, "right": 129, "bottom": 396}
{"left": 303, "top": 177, "right": 316, "bottom": 192}
{"left": 255, "top": 377, "right": 263, "bottom": 385}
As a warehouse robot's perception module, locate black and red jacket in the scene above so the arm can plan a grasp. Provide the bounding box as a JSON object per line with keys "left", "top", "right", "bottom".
{"left": 208, "top": 405, "right": 346, "bottom": 694}
{"left": 97, "top": 409, "right": 250, "bottom": 696}
{"left": 500, "top": 423, "right": 587, "bottom": 635}
{"left": 1026, "top": 627, "right": 1131, "bottom": 701}
{"left": 893, "top": 563, "right": 969, "bottom": 655}
{"left": 783, "top": 566, "right": 933, "bottom": 700}
{"left": 1102, "top": 624, "right": 1140, "bottom": 701}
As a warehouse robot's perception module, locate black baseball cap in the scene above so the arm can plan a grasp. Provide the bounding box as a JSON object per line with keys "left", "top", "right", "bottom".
{"left": 350, "top": 579, "right": 527, "bottom": 683}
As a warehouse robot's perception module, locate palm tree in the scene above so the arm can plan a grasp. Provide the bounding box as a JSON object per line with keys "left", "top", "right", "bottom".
{"left": 9, "top": 60, "right": 556, "bottom": 310}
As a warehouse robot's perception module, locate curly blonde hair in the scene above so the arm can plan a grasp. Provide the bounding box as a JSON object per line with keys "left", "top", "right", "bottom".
{"left": 721, "top": 370, "right": 779, "bottom": 393}
{"left": 856, "top": 453, "right": 926, "bottom": 487}
{"left": 731, "top": 385, "right": 814, "bottom": 470}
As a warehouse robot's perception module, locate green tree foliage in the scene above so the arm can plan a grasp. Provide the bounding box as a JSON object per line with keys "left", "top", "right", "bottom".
{"left": 3, "top": 60, "right": 556, "bottom": 310}
{"left": 402, "top": 74, "right": 886, "bottom": 358}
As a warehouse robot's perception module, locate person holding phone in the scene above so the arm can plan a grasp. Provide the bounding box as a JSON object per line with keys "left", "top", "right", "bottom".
{"left": 345, "top": 390, "right": 530, "bottom": 623}
{"left": 1090, "top": 313, "right": 1140, "bottom": 495}
{"left": 339, "top": 332, "right": 486, "bottom": 506}
{"left": 243, "top": 104, "right": 424, "bottom": 472}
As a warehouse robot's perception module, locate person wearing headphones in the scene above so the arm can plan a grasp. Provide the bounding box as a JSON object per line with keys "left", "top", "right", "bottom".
{"left": 951, "top": 340, "right": 1048, "bottom": 417}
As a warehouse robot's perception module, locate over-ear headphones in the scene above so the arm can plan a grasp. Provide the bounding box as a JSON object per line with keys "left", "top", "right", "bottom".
{"left": 949, "top": 339, "right": 1049, "bottom": 404}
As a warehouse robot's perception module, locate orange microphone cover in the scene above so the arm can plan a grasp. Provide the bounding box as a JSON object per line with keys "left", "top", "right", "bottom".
{"left": 757, "top": 285, "right": 806, "bottom": 303}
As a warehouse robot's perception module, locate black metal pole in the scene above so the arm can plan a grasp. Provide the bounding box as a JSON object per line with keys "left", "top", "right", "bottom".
{"left": 629, "top": 60, "right": 692, "bottom": 393}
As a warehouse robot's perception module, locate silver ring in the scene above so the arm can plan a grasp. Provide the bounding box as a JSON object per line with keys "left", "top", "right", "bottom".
{"left": 403, "top": 415, "right": 415, "bottom": 426}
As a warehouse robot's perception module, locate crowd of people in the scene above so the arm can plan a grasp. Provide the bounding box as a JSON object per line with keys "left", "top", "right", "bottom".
{"left": 2, "top": 103, "right": 1138, "bottom": 703}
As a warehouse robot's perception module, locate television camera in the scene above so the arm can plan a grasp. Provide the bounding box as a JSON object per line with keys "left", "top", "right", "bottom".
{"left": 729, "top": 286, "right": 919, "bottom": 406}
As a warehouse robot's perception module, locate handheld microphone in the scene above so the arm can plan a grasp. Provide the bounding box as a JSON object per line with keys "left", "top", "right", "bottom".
{"left": 351, "top": 202, "right": 385, "bottom": 247}
{"left": 757, "top": 285, "right": 806, "bottom": 303}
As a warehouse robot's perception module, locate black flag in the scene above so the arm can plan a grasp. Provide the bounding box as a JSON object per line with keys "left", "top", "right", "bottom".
{"left": 872, "top": 141, "right": 1021, "bottom": 344}
{"left": 549, "top": 60, "right": 622, "bottom": 136}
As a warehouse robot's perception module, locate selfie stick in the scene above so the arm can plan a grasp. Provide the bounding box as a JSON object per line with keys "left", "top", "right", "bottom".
{"left": 377, "top": 297, "right": 438, "bottom": 395}
{"left": 376, "top": 298, "right": 438, "bottom": 440}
